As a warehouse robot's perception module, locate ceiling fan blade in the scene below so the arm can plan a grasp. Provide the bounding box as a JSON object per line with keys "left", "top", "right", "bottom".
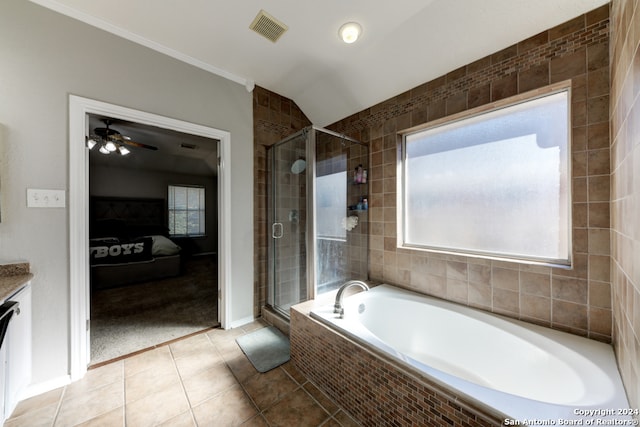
{"left": 111, "top": 134, "right": 158, "bottom": 151}
{"left": 93, "top": 127, "right": 118, "bottom": 138}
{"left": 122, "top": 140, "right": 159, "bottom": 151}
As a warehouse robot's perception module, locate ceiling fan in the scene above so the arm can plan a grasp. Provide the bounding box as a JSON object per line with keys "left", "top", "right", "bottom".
{"left": 86, "top": 119, "right": 158, "bottom": 155}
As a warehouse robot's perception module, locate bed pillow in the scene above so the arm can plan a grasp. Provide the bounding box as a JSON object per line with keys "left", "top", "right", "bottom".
{"left": 150, "top": 235, "right": 181, "bottom": 256}
{"left": 90, "top": 237, "right": 153, "bottom": 265}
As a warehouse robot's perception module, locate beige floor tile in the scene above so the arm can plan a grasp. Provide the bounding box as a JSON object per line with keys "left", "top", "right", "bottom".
{"left": 125, "top": 358, "right": 181, "bottom": 404}
{"left": 192, "top": 384, "right": 257, "bottom": 426}
{"left": 65, "top": 361, "right": 123, "bottom": 399}
{"left": 320, "top": 418, "right": 342, "bottom": 427}
{"left": 333, "top": 410, "right": 360, "bottom": 426}
{"left": 242, "top": 368, "right": 299, "bottom": 410}
{"left": 4, "top": 330, "right": 347, "bottom": 427}
{"left": 281, "top": 361, "right": 308, "bottom": 385}
{"left": 214, "top": 336, "right": 244, "bottom": 360}
{"left": 156, "top": 410, "right": 196, "bottom": 427}
{"left": 8, "top": 387, "right": 62, "bottom": 419}
{"left": 182, "top": 362, "right": 238, "bottom": 407}
{"left": 124, "top": 345, "right": 173, "bottom": 377}
{"left": 174, "top": 348, "right": 224, "bottom": 380}
{"left": 4, "top": 402, "right": 59, "bottom": 427}
{"left": 240, "top": 413, "right": 269, "bottom": 426}
{"left": 262, "top": 387, "right": 330, "bottom": 427}
{"left": 206, "top": 326, "right": 245, "bottom": 344}
{"left": 204, "top": 327, "right": 225, "bottom": 342}
{"left": 55, "top": 381, "right": 123, "bottom": 426}
{"left": 75, "top": 406, "right": 124, "bottom": 427}
{"left": 303, "top": 382, "right": 339, "bottom": 416}
{"left": 241, "top": 319, "right": 268, "bottom": 333}
{"left": 226, "top": 352, "right": 259, "bottom": 384}
{"left": 169, "top": 332, "right": 214, "bottom": 360}
{"left": 125, "top": 381, "right": 190, "bottom": 427}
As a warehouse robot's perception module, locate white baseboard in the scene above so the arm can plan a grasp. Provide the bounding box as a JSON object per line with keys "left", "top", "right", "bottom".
{"left": 229, "top": 315, "right": 255, "bottom": 329}
{"left": 22, "top": 375, "right": 71, "bottom": 401}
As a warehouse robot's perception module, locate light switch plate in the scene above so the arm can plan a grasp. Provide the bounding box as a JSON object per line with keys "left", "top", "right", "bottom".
{"left": 27, "top": 189, "right": 66, "bottom": 208}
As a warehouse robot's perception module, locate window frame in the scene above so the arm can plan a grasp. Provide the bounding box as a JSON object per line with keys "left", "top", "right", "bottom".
{"left": 167, "top": 184, "right": 206, "bottom": 237}
{"left": 398, "top": 81, "right": 573, "bottom": 268}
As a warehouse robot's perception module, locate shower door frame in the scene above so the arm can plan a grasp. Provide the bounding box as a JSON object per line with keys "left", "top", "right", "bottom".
{"left": 268, "top": 127, "right": 316, "bottom": 317}
{"left": 306, "top": 128, "right": 317, "bottom": 302}
{"left": 268, "top": 126, "right": 364, "bottom": 317}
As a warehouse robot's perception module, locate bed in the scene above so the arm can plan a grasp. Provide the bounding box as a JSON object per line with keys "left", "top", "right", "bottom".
{"left": 89, "top": 196, "right": 182, "bottom": 290}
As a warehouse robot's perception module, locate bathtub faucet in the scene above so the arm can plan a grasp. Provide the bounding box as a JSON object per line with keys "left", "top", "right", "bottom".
{"left": 334, "top": 280, "right": 369, "bottom": 315}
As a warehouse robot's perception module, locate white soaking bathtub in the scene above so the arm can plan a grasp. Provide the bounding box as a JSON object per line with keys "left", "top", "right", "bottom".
{"left": 310, "top": 284, "right": 634, "bottom": 425}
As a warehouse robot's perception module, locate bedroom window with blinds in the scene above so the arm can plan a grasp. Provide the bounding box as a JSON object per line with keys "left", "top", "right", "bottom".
{"left": 168, "top": 185, "right": 205, "bottom": 236}
{"left": 400, "top": 86, "right": 571, "bottom": 266}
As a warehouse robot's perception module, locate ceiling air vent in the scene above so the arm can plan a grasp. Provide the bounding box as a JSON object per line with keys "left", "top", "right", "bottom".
{"left": 249, "top": 10, "right": 288, "bottom": 43}
{"left": 180, "top": 143, "right": 198, "bottom": 150}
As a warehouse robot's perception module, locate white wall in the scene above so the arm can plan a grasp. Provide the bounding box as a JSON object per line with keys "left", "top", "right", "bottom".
{"left": 0, "top": 0, "right": 254, "bottom": 385}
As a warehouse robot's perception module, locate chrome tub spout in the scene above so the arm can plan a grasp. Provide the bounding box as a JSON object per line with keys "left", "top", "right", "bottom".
{"left": 334, "top": 280, "right": 369, "bottom": 315}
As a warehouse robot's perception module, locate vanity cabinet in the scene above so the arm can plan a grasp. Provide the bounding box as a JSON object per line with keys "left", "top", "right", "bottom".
{"left": 1, "top": 282, "right": 32, "bottom": 422}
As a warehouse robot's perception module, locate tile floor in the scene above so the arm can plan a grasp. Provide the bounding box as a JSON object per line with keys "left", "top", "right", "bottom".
{"left": 4, "top": 320, "right": 360, "bottom": 426}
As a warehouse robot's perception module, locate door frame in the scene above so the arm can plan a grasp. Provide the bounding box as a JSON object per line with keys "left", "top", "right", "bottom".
{"left": 69, "top": 95, "right": 232, "bottom": 380}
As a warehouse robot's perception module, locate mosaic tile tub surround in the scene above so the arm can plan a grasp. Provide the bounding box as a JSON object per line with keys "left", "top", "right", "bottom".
{"left": 290, "top": 301, "right": 504, "bottom": 426}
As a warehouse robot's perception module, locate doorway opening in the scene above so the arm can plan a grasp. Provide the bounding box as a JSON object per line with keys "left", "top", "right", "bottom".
{"left": 69, "top": 96, "right": 232, "bottom": 380}
{"left": 87, "top": 114, "right": 219, "bottom": 365}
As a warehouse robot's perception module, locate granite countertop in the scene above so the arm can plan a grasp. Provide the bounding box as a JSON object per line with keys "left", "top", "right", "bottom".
{"left": 0, "top": 263, "right": 33, "bottom": 302}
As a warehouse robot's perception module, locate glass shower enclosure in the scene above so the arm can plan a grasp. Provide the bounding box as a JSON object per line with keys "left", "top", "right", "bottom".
{"left": 267, "top": 126, "right": 369, "bottom": 318}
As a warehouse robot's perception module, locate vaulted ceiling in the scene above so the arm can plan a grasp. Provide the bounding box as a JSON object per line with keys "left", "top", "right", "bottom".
{"left": 31, "top": 0, "right": 608, "bottom": 127}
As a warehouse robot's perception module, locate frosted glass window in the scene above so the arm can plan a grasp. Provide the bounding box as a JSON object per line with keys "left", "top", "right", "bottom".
{"left": 316, "top": 171, "right": 347, "bottom": 240}
{"left": 168, "top": 185, "right": 205, "bottom": 236}
{"left": 402, "top": 90, "right": 570, "bottom": 265}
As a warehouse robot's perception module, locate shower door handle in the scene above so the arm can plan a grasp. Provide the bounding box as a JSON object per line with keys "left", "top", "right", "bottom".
{"left": 272, "top": 222, "right": 283, "bottom": 239}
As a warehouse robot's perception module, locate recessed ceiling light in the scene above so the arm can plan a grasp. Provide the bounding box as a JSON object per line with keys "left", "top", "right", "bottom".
{"left": 339, "top": 22, "right": 362, "bottom": 44}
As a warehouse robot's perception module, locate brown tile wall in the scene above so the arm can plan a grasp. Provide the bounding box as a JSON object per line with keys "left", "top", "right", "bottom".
{"left": 253, "top": 86, "right": 311, "bottom": 317}
{"left": 610, "top": 0, "right": 640, "bottom": 411}
{"left": 290, "top": 305, "right": 505, "bottom": 426}
{"left": 327, "top": 6, "right": 612, "bottom": 341}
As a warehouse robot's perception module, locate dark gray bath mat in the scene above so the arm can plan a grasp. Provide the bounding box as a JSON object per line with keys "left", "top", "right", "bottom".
{"left": 236, "top": 326, "right": 290, "bottom": 373}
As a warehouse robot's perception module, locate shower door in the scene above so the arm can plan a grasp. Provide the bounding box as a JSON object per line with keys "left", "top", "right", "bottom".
{"left": 267, "top": 130, "right": 311, "bottom": 317}
{"left": 314, "top": 130, "right": 369, "bottom": 294}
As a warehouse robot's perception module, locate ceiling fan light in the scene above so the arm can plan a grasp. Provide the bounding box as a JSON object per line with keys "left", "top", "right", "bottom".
{"left": 339, "top": 22, "right": 362, "bottom": 44}
{"left": 105, "top": 141, "right": 117, "bottom": 152}
{"left": 118, "top": 145, "right": 131, "bottom": 155}
{"left": 98, "top": 145, "right": 110, "bottom": 154}
{"left": 86, "top": 138, "right": 97, "bottom": 149}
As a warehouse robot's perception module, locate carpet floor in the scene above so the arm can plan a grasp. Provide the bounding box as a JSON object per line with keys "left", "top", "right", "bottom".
{"left": 90, "top": 255, "right": 218, "bottom": 365}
